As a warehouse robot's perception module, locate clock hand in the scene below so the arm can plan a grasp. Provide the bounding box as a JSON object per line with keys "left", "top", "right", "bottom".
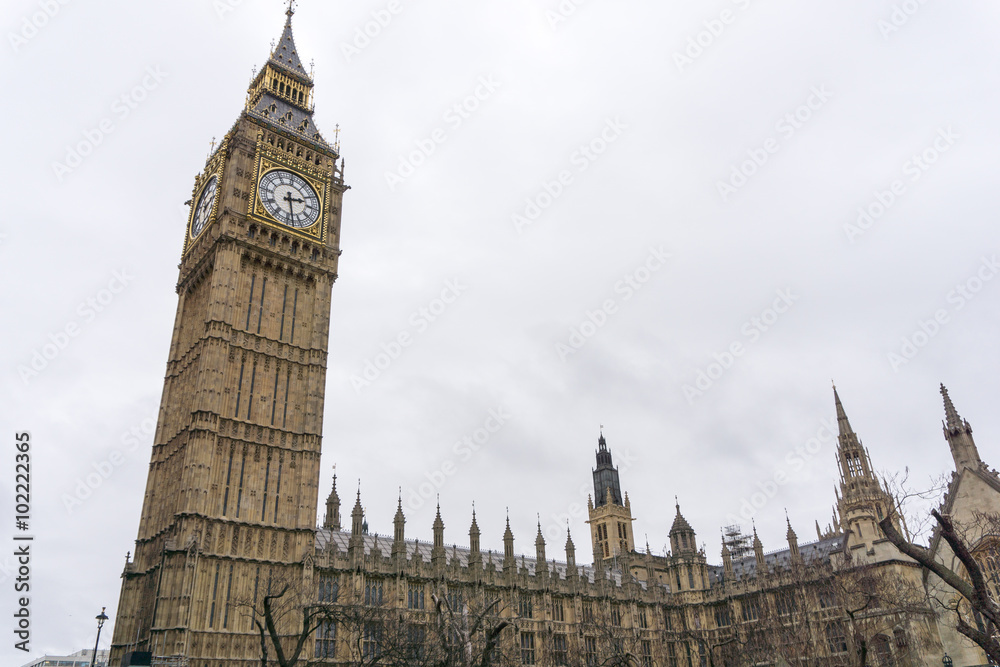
{"left": 283, "top": 191, "right": 304, "bottom": 210}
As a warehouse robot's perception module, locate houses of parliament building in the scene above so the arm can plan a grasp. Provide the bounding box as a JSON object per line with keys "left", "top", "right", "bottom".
{"left": 108, "top": 7, "right": 1000, "bottom": 667}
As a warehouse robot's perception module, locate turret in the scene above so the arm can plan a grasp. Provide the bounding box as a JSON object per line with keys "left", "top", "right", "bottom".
{"left": 587, "top": 431, "right": 636, "bottom": 563}
{"left": 786, "top": 516, "right": 801, "bottom": 565}
{"left": 349, "top": 486, "right": 364, "bottom": 555}
{"left": 432, "top": 501, "right": 445, "bottom": 567}
{"left": 669, "top": 502, "right": 697, "bottom": 555}
{"left": 535, "top": 520, "right": 548, "bottom": 575}
{"left": 941, "top": 384, "right": 981, "bottom": 472}
{"left": 503, "top": 513, "right": 515, "bottom": 572}
{"left": 323, "top": 472, "right": 341, "bottom": 531}
{"left": 753, "top": 526, "right": 765, "bottom": 571}
{"left": 565, "top": 526, "right": 577, "bottom": 575}
{"left": 392, "top": 493, "right": 405, "bottom": 560}
{"left": 469, "top": 506, "right": 482, "bottom": 567}
{"left": 832, "top": 385, "right": 899, "bottom": 552}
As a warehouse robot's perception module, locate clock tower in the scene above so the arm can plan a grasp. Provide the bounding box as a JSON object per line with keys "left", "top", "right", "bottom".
{"left": 110, "top": 8, "right": 347, "bottom": 665}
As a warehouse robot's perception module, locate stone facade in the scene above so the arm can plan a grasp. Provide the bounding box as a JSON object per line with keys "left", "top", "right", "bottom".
{"left": 303, "top": 386, "right": 991, "bottom": 667}
{"left": 109, "top": 9, "right": 347, "bottom": 666}
{"left": 108, "top": 10, "right": 999, "bottom": 667}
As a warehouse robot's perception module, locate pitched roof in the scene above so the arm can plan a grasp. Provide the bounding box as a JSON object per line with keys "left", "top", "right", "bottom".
{"left": 670, "top": 504, "right": 694, "bottom": 535}
{"left": 269, "top": 13, "right": 309, "bottom": 78}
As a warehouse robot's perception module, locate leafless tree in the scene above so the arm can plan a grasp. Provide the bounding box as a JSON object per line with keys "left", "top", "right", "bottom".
{"left": 880, "top": 508, "right": 1000, "bottom": 664}
{"left": 233, "top": 574, "right": 337, "bottom": 667}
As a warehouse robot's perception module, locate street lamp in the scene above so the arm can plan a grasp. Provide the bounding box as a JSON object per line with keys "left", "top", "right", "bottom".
{"left": 91, "top": 607, "right": 109, "bottom": 667}
{"left": 942, "top": 654, "right": 953, "bottom": 667}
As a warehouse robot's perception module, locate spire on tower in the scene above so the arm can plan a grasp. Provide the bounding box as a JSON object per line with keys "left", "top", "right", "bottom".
{"left": 269, "top": 4, "right": 308, "bottom": 77}
{"left": 833, "top": 383, "right": 855, "bottom": 438}
{"left": 349, "top": 485, "right": 365, "bottom": 552}
{"left": 503, "top": 512, "right": 515, "bottom": 570}
{"left": 592, "top": 430, "right": 623, "bottom": 506}
{"left": 833, "top": 386, "right": 875, "bottom": 482}
{"left": 392, "top": 490, "right": 406, "bottom": 560}
{"left": 469, "top": 504, "right": 481, "bottom": 565}
{"left": 940, "top": 384, "right": 981, "bottom": 472}
{"left": 941, "top": 383, "right": 964, "bottom": 431}
{"left": 535, "top": 518, "right": 548, "bottom": 574}
{"left": 323, "top": 469, "right": 341, "bottom": 530}
{"left": 565, "top": 524, "right": 577, "bottom": 572}
{"left": 753, "top": 524, "right": 765, "bottom": 568}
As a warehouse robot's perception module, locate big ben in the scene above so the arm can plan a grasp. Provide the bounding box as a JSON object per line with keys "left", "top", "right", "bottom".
{"left": 110, "top": 7, "right": 347, "bottom": 665}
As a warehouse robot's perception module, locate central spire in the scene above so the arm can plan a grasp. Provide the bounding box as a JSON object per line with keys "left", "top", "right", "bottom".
{"left": 833, "top": 383, "right": 854, "bottom": 437}
{"left": 592, "top": 430, "right": 623, "bottom": 506}
{"left": 269, "top": 5, "right": 309, "bottom": 78}
{"left": 243, "top": 7, "right": 335, "bottom": 151}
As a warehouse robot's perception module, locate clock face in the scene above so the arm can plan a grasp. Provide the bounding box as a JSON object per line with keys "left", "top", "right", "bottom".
{"left": 191, "top": 176, "right": 218, "bottom": 238}
{"left": 258, "top": 170, "right": 321, "bottom": 228}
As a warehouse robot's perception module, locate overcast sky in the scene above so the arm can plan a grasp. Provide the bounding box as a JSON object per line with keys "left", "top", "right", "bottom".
{"left": 2, "top": 0, "right": 1000, "bottom": 662}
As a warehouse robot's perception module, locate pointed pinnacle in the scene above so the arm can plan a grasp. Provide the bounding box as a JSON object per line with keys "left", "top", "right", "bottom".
{"left": 833, "top": 385, "right": 854, "bottom": 437}
{"left": 941, "top": 384, "right": 964, "bottom": 430}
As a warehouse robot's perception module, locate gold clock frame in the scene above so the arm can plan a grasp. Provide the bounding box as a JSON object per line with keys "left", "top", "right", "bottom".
{"left": 247, "top": 143, "right": 329, "bottom": 244}
{"left": 184, "top": 161, "right": 224, "bottom": 252}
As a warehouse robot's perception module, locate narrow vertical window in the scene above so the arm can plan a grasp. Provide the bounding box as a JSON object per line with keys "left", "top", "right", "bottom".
{"left": 223, "top": 563, "right": 234, "bottom": 628}
{"left": 279, "top": 285, "right": 289, "bottom": 340}
{"left": 234, "top": 359, "right": 246, "bottom": 418}
{"left": 289, "top": 288, "right": 299, "bottom": 344}
{"left": 257, "top": 277, "right": 268, "bottom": 334}
{"left": 208, "top": 562, "right": 221, "bottom": 627}
{"left": 222, "top": 448, "right": 234, "bottom": 516}
{"left": 251, "top": 566, "right": 261, "bottom": 630}
{"left": 235, "top": 449, "right": 247, "bottom": 519}
{"left": 246, "top": 362, "right": 257, "bottom": 420}
{"left": 261, "top": 457, "right": 271, "bottom": 520}
{"left": 245, "top": 275, "right": 257, "bottom": 330}
{"left": 270, "top": 367, "right": 280, "bottom": 426}
{"left": 273, "top": 456, "right": 283, "bottom": 522}
{"left": 282, "top": 369, "right": 291, "bottom": 427}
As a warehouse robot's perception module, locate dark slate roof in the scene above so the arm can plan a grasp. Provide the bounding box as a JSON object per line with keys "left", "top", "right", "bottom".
{"left": 315, "top": 528, "right": 639, "bottom": 588}
{"left": 269, "top": 15, "right": 309, "bottom": 77}
{"left": 726, "top": 535, "right": 844, "bottom": 582}
{"left": 670, "top": 508, "right": 694, "bottom": 535}
{"left": 247, "top": 93, "right": 331, "bottom": 150}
